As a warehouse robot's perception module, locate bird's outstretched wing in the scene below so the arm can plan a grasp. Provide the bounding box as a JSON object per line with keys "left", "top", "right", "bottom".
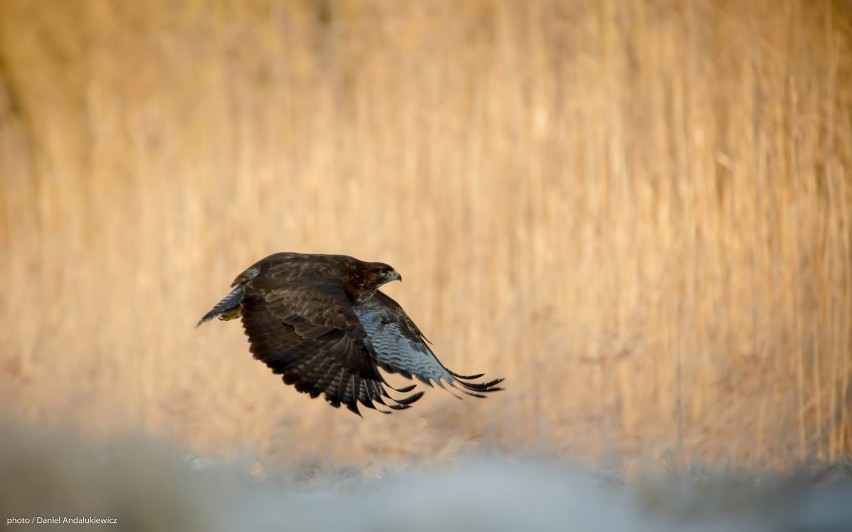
{"left": 240, "top": 274, "right": 423, "bottom": 415}
{"left": 354, "top": 292, "right": 504, "bottom": 397}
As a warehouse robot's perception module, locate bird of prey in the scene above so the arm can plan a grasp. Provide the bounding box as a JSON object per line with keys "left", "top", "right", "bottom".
{"left": 197, "top": 252, "right": 502, "bottom": 415}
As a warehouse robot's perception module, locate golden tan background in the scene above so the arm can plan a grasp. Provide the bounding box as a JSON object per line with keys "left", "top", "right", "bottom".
{"left": 1, "top": 0, "right": 849, "bottom": 469}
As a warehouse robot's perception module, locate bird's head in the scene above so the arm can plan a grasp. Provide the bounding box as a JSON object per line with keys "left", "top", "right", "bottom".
{"left": 367, "top": 262, "right": 402, "bottom": 285}
{"left": 343, "top": 260, "right": 402, "bottom": 302}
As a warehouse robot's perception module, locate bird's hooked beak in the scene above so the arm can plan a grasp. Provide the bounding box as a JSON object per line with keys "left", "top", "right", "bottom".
{"left": 390, "top": 270, "right": 402, "bottom": 283}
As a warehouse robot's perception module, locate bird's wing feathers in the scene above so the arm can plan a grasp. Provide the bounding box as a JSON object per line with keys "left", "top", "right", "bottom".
{"left": 241, "top": 275, "right": 422, "bottom": 415}
{"left": 354, "top": 292, "right": 503, "bottom": 397}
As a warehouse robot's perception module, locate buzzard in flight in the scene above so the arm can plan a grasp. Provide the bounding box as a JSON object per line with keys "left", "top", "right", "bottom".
{"left": 197, "top": 253, "right": 502, "bottom": 415}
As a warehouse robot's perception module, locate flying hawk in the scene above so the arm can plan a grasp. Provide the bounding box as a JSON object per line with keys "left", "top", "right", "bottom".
{"left": 197, "top": 252, "right": 502, "bottom": 415}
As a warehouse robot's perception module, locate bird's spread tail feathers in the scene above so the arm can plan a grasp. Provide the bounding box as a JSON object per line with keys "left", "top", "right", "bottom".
{"left": 196, "top": 285, "right": 244, "bottom": 327}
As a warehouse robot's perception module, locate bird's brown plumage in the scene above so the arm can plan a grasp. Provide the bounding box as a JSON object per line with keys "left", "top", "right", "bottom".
{"left": 197, "top": 252, "right": 503, "bottom": 415}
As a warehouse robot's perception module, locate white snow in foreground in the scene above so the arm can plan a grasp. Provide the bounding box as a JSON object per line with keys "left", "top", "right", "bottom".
{"left": 2, "top": 427, "right": 851, "bottom": 532}
{"left": 213, "top": 455, "right": 852, "bottom": 532}
{"left": 222, "top": 457, "right": 632, "bottom": 532}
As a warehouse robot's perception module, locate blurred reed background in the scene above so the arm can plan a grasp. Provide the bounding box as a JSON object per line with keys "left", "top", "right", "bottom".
{"left": 0, "top": 0, "right": 849, "bottom": 470}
